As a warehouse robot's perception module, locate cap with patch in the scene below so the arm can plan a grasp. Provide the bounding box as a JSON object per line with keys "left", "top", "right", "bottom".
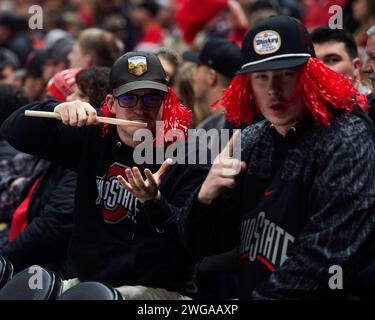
{"left": 110, "top": 51, "right": 168, "bottom": 97}
{"left": 238, "top": 15, "right": 315, "bottom": 74}
{"left": 183, "top": 37, "right": 242, "bottom": 79}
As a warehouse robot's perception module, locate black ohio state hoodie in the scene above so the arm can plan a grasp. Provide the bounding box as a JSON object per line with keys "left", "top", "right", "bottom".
{"left": 1, "top": 101, "right": 209, "bottom": 296}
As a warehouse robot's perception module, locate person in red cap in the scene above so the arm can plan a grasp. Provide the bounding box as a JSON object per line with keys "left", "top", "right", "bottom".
{"left": 46, "top": 68, "right": 81, "bottom": 102}
{"left": 1, "top": 51, "right": 207, "bottom": 299}
{"left": 184, "top": 15, "right": 375, "bottom": 299}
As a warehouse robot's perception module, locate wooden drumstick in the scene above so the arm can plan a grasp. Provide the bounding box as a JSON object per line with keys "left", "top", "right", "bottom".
{"left": 24, "top": 110, "right": 148, "bottom": 128}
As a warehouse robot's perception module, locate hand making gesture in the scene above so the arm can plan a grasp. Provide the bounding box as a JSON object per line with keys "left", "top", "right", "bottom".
{"left": 117, "top": 159, "right": 173, "bottom": 203}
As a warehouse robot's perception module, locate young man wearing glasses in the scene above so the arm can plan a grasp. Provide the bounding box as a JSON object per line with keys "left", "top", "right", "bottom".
{"left": 1, "top": 51, "right": 208, "bottom": 299}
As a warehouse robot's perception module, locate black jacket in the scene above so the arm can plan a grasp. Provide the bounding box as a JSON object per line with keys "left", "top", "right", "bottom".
{"left": 1, "top": 100, "right": 208, "bottom": 296}
{"left": 0, "top": 138, "right": 21, "bottom": 161}
{"left": 184, "top": 110, "right": 375, "bottom": 299}
{"left": 0, "top": 160, "right": 76, "bottom": 278}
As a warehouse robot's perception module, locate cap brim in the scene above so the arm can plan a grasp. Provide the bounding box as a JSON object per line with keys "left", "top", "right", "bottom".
{"left": 182, "top": 51, "right": 200, "bottom": 64}
{"left": 113, "top": 81, "right": 168, "bottom": 96}
{"left": 236, "top": 56, "right": 309, "bottom": 75}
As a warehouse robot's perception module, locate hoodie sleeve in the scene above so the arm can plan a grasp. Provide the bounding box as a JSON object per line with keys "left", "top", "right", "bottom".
{"left": 0, "top": 100, "right": 88, "bottom": 172}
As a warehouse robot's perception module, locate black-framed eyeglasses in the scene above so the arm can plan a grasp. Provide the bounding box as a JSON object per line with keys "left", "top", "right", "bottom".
{"left": 116, "top": 93, "right": 166, "bottom": 109}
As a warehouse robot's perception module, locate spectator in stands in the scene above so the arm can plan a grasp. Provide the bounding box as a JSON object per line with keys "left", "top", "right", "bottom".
{"left": 42, "top": 36, "right": 75, "bottom": 82}
{"left": 156, "top": 47, "right": 181, "bottom": 86}
{"left": 46, "top": 68, "right": 81, "bottom": 103}
{"left": 173, "top": 62, "right": 210, "bottom": 128}
{"left": 24, "top": 49, "right": 48, "bottom": 101}
{"left": 311, "top": 26, "right": 371, "bottom": 94}
{"left": 185, "top": 37, "right": 242, "bottom": 130}
{"left": 1, "top": 51, "right": 207, "bottom": 299}
{"left": 0, "top": 84, "right": 29, "bottom": 160}
{"left": 0, "top": 49, "right": 20, "bottom": 86}
{"left": 0, "top": 14, "right": 32, "bottom": 66}
{"left": 131, "top": 0, "right": 164, "bottom": 51}
{"left": 353, "top": 0, "right": 375, "bottom": 48}
{"left": 66, "top": 66, "right": 111, "bottom": 108}
{"left": 0, "top": 65, "right": 111, "bottom": 279}
{"left": 68, "top": 28, "right": 123, "bottom": 68}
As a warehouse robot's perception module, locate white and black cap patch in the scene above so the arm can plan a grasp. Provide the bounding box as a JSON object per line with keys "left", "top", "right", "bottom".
{"left": 253, "top": 30, "right": 281, "bottom": 55}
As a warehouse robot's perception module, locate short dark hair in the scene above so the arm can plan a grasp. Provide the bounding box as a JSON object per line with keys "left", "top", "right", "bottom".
{"left": 136, "top": 1, "right": 160, "bottom": 17}
{"left": 310, "top": 26, "right": 358, "bottom": 60}
{"left": 0, "top": 84, "right": 29, "bottom": 126}
{"left": 76, "top": 66, "right": 111, "bottom": 108}
{"left": 156, "top": 47, "right": 181, "bottom": 69}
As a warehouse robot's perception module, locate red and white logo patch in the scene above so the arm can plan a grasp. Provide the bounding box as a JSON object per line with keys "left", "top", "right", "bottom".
{"left": 96, "top": 162, "right": 140, "bottom": 224}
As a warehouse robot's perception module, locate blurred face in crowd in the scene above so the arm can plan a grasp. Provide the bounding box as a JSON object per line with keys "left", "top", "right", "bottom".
{"left": 0, "top": 66, "right": 15, "bottom": 84}
{"left": 42, "top": 59, "right": 66, "bottom": 82}
{"left": 250, "top": 67, "right": 308, "bottom": 136}
{"left": 353, "top": 0, "right": 369, "bottom": 23}
{"left": 314, "top": 41, "right": 361, "bottom": 83}
{"left": 24, "top": 76, "right": 45, "bottom": 101}
{"left": 158, "top": 56, "right": 176, "bottom": 84}
{"left": 69, "top": 43, "right": 90, "bottom": 68}
{"left": 0, "top": 26, "right": 12, "bottom": 45}
{"left": 363, "top": 34, "right": 375, "bottom": 91}
{"left": 157, "top": 5, "right": 175, "bottom": 29}
{"left": 131, "top": 8, "right": 152, "bottom": 28}
{"left": 193, "top": 65, "right": 214, "bottom": 102}
{"left": 106, "top": 88, "right": 164, "bottom": 146}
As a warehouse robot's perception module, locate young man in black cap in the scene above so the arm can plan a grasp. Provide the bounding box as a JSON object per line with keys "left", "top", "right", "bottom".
{"left": 184, "top": 15, "right": 375, "bottom": 299}
{"left": 184, "top": 37, "right": 242, "bottom": 130}
{"left": 1, "top": 51, "right": 207, "bottom": 299}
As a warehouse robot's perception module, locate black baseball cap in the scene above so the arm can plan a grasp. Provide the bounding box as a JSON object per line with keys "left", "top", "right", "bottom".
{"left": 183, "top": 37, "right": 242, "bottom": 79}
{"left": 25, "top": 49, "right": 47, "bottom": 78}
{"left": 0, "top": 48, "right": 20, "bottom": 69}
{"left": 110, "top": 51, "right": 168, "bottom": 97}
{"left": 237, "top": 15, "right": 315, "bottom": 74}
{"left": 45, "top": 37, "right": 74, "bottom": 67}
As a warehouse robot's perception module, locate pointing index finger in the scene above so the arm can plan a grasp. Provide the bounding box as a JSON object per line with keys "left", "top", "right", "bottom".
{"left": 222, "top": 129, "right": 241, "bottom": 158}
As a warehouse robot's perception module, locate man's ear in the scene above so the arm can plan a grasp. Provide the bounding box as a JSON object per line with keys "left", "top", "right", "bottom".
{"left": 105, "top": 94, "right": 116, "bottom": 114}
{"left": 207, "top": 69, "right": 218, "bottom": 87}
{"left": 352, "top": 57, "right": 361, "bottom": 81}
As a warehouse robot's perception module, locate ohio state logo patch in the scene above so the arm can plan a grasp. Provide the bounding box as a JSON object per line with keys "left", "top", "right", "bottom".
{"left": 96, "top": 162, "right": 140, "bottom": 224}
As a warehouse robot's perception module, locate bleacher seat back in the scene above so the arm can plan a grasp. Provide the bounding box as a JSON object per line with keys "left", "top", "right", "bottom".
{"left": 58, "top": 281, "right": 123, "bottom": 300}
{"left": 0, "top": 256, "right": 13, "bottom": 290}
{"left": 0, "top": 265, "right": 62, "bottom": 300}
